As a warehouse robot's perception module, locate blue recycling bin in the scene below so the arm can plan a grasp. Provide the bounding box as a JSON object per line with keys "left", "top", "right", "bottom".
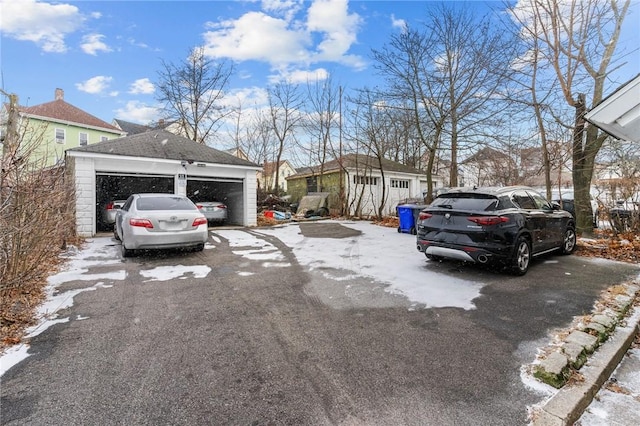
{"left": 397, "top": 204, "right": 428, "bottom": 235}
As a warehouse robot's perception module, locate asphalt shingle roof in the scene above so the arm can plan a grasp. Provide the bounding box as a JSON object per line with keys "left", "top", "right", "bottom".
{"left": 289, "top": 153, "right": 424, "bottom": 178}
{"left": 67, "top": 130, "right": 260, "bottom": 168}
{"left": 20, "top": 99, "right": 122, "bottom": 132}
{"left": 112, "top": 119, "right": 153, "bottom": 135}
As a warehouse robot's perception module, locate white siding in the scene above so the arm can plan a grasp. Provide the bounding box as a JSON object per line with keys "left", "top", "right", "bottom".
{"left": 345, "top": 170, "right": 423, "bottom": 217}
{"left": 73, "top": 157, "right": 96, "bottom": 237}
{"left": 245, "top": 171, "right": 258, "bottom": 226}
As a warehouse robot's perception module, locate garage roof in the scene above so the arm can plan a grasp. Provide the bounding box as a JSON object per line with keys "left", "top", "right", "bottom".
{"left": 67, "top": 130, "right": 260, "bottom": 168}
{"left": 585, "top": 74, "right": 640, "bottom": 143}
{"left": 288, "top": 153, "right": 424, "bottom": 179}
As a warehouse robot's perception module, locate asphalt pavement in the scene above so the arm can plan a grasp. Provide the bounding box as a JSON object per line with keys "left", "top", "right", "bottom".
{"left": 1, "top": 222, "right": 638, "bottom": 425}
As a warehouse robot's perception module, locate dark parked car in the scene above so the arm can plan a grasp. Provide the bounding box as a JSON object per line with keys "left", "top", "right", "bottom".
{"left": 416, "top": 186, "right": 576, "bottom": 275}
{"left": 608, "top": 200, "right": 639, "bottom": 232}
{"left": 551, "top": 190, "right": 599, "bottom": 227}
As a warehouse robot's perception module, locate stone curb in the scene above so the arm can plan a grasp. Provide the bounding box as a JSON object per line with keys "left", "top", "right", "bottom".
{"left": 532, "top": 306, "right": 640, "bottom": 426}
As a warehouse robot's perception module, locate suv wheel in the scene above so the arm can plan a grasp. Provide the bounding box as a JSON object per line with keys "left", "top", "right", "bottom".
{"left": 511, "top": 236, "right": 530, "bottom": 276}
{"left": 560, "top": 227, "right": 577, "bottom": 255}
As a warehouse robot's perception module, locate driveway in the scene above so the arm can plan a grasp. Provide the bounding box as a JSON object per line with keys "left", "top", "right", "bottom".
{"left": 1, "top": 221, "right": 638, "bottom": 425}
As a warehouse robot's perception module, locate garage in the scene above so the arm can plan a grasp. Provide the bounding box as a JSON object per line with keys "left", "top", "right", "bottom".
{"left": 187, "top": 177, "right": 244, "bottom": 226}
{"left": 66, "top": 130, "right": 260, "bottom": 237}
{"left": 95, "top": 172, "right": 175, "bottom": 231}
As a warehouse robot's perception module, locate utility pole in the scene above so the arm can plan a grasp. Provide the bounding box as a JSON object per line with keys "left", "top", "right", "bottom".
{"left": 338, "top": 85, "right": 344, "bottom": 215}
{"left": 1, "top": 90, "right": 19, "bottom": 207}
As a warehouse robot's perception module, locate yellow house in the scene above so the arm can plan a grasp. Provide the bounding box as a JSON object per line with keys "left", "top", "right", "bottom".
{"left": 13, "top": 88, "right": 125, "bottom": 166}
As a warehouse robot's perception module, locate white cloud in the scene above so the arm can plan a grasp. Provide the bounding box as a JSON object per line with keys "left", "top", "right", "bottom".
{"left": 270, "top": 68, "right": 329, "bottom": 84}
{"left": 306, "top": 0, "right": 362, "bottom": 64}
{"left": 223, "top": 87, "right": 270, "bottom": 108}
{"left": 203, "top": 11, "right": 310, "bottom": 64}
{"left": 75, "top": 76, "right": 113, "bottom": 94}
{"left": 391, "top": 14, "right": 407, "bottom": 32}
{"left": 129, "top": 78, "right": 155, "bottom": 95}
{"left": 202, "top": 0, "right": 364, "bottom": 70}
{"left": 114, "top": 100, "right": 161, "bottom": 124}
{"left": 0, "top": 0, "right": 84, "bottom": 53}
{"left": 80, "top": 33, "right": 112, "bottom": 55}
{"left": 261, "top": 0, "right": 303, "bottom": 21}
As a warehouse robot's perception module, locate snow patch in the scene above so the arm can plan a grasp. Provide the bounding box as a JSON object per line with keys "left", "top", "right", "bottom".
{"left": 256, "top": 221, "right": 483, "bottom": 309}
{"left": 140, "top": 265, "right": 211, "bottom": 281}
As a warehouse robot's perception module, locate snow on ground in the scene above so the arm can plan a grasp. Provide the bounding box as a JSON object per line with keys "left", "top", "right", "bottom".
{"left": 216, "top": 220, "right": 483, "bottom": 310}
{"left": 140, "top": 265, "right": 211, "bottom": 281}
{"left": 1, "top": 238, "right": 125, "bottom": 376}
{"left": 0, "top": 237, "right": 214, "bottom": 376}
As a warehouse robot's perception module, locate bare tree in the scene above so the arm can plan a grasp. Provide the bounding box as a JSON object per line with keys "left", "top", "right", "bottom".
{"left": 423, "top": 4, "right": 517, "bottom": 187}
{"left": 267, "top": 82, "right": 303, "bottom": 194}
{"left": 372, "top": 5, "right": 517, "bottom": 195}
{"left": 156, "top": 46, "right": 234, "bottom": 144}
{"left": 509, "top": 0, "right": 631, "bottom": 235}
{"left": 302, "top": 76, "right": 341, "bottom": 195}
{"left": 348, "top": 89, "right": 397, "bottom": 219}
{"left": 371, "top": 27, "right": 443, "bottom": 201}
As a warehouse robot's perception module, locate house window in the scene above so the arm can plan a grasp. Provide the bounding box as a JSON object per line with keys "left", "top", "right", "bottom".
{"left": 391, "top": 179, "right": 409, "bottom": 189}
{"left": 79, "top": 132, "right": 88, "bottom": 146}
{"left": 353, "top": 175, "right": 378, "bottom": 185}
{"left": 306, "top": 176, "right": 318, "bottom": 192}
{"left": 100, "top": 136, "right": 108, "bottom": 142}
{"left": 55, "top": 128, "right": 65, "bottom": 144}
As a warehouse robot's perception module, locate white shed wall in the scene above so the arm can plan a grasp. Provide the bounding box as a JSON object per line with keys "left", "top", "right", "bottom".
{"left": 345, "top": 170, "right": 423, "bottom": 217}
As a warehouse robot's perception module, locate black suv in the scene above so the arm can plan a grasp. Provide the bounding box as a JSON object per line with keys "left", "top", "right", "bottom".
{"left": 416, "top": 186, "right": 576, "bottom": 275}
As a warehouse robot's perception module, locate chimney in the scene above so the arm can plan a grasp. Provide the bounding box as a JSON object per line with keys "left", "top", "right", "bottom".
{"left": 158, "top": 118, "right": 165, "bottom": 127}
{"left": 55, "top": 88, "right": 64, "bottom": 100}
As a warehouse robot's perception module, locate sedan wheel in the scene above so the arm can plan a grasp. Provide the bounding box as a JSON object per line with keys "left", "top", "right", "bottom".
{"left": 121, "top": 241, "right": 135, "bottom": 258}
{"left": 511, "top": 237, "right": 530, "bottom": 276}
{"left": 561, "top": 227, "right": 577, "bottom": 255}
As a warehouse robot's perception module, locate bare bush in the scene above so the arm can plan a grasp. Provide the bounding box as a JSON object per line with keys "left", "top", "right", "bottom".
{"left": 1, "top": 119, "right": 78, "bottom": 343}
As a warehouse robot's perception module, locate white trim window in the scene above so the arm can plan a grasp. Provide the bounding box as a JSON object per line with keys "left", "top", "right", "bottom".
{"left": 79, "top": 132, "right": 88, "bottom": 146}
{"left": 391, "top": 179, "right": 409, "bottom": 189}
{"left": 353, "top": 175, "right": 378, "bottom": 185}
{"left": 55, "top": 128, "right": 65, "bottom": 144}
{"left": 100, "top": 136, "right": 108, "bottom": 142}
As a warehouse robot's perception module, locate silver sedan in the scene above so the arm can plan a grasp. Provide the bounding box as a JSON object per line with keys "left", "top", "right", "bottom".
{"left": 195, "top": 201, "right": 228, "bottom": 224}
{"left": 114, "top": 193, "right": 209, "bottom": 257}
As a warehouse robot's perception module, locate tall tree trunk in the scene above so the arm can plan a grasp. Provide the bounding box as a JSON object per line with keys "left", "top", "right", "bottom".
{"left": 571, "top": 93, "right": 595, "bottom": 236}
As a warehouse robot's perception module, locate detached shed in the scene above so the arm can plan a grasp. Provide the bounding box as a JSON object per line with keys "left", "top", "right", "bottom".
{"left": 66, "top": 130, "right": 260, "bottom": 237}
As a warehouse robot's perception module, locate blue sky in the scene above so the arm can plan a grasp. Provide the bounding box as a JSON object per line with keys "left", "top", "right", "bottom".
{"left": 1, "top": 0, "right": 639, "bottom": 133}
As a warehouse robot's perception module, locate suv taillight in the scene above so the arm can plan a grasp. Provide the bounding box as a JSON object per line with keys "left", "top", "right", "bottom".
{"left": 418, "top": 212, "right": 432, "bottom": 221}
{"left": 106, "top": 202, "right": 114, "bottom": 210}
{"left": 467, "top": 216, "right": 509, "bottom": 226}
